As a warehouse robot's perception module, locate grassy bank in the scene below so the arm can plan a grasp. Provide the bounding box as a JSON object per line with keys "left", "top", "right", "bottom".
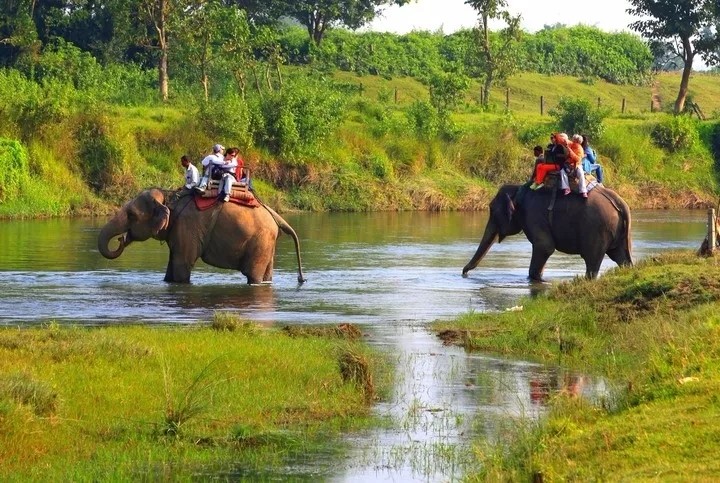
{"left": 0, "top": 316, "right": 387, "bottom": 480}
{"left": 434, "top": 251, "right": 720, "bottom": 480}
{"left": 1, "top": 71, "right": 719, "bottom": 219}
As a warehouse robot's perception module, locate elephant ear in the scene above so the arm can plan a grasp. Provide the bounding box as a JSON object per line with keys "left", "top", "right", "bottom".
{"left": 150, "top": 200, "right": 170, "bottom": 236}
{"left": 497, "top": 193, "right": 516, "bottom": 241}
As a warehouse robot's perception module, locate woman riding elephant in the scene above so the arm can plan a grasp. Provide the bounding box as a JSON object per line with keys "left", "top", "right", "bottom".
{"left": 462, "top": 184, "right": 632, "bottom": 281}
{"left": 98, "top": 188, "right": 305, "bottom": 284}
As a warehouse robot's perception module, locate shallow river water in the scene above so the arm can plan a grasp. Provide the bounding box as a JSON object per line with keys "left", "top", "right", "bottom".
{"left": 0, "top": 209, "right": 708, "bottom": 481}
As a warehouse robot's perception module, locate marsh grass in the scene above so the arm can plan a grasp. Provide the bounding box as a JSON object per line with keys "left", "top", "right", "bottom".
{"left": 161, "top": 356, "right": 226, "bottom": 437}
{"left": 435, "top": 250, "right": 720, "bottom": 479}
{"left": 0, "top": 323, "right": 386, "bottom": 480}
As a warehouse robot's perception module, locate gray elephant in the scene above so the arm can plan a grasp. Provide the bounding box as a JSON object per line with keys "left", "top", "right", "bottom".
{"left": 462, "top": 185, "right": 632, "bottom": 281}
{"left": 98, "top": 188, "right": 305, "bottom": 284}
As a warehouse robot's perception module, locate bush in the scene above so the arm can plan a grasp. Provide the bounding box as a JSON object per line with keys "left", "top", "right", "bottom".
{"left": 254, "top": 77, "right": 346, "bottom": 162}
{"left": 74, "top": 111, "right": 125, "bottom": 193}
{"left": 0, "top": 139, "right": 31, "bottom": 203}
{"left": 549, "top": 97, "right": 611, "bottom": 140}
{"left": 650, "top": 115, "right": 699, "bottom": 152}
{"left": 197, "top": 92, "right": 253, "bottom": 149}
{"left": 406, "top": 100, "right": 440, "bottom": 140}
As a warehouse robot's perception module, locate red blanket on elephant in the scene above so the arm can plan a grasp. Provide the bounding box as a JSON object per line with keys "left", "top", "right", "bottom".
{"left": 194, "top": 192, "right": 260, "bottom": 211}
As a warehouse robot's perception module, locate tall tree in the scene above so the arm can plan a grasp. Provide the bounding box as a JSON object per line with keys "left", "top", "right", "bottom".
{"left": 627, "top": 0, "right": 720, "bottom": 113}
{"left": 274, "top": 0, "right": 411, "bottom": 46}
{"left": 0, "top": 0, "right": 41, "bottom": 67}
{"left": 464, "top": 0, "right": 522, "bottom": 108}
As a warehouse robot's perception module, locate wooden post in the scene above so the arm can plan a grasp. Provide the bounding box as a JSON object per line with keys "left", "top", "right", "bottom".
{"left": 394, "top": 87, "right": 398, "bottom": 104}
{"left": 650, "top": 100, "right": 653, "bottom": 113}
{"left": 506, "top": 87, "right": 510, "bottom": 111}
{"left": 622, "top": 98, "right": 626, "bottom": 114}
{"left": 597, "top": 97, "right": 601, "bottom": 108}
{"left": 540, "top": 95, "right": 544, "bottom": 116}
{"left": 359, "top": 82, "right": 363, "bottom": 96}
{"left": 708, "top": 209, "right": 716, "bottom": 255}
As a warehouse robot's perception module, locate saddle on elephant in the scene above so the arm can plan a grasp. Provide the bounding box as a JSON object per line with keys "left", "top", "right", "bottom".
{"left": 194, "top": 168, "right": 260, "bottom": 210}
{"left": 541, "top": 170, "right": 599, "bottom": 194}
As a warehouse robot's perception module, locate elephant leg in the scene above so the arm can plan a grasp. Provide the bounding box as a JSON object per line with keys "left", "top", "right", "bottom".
{"left": 262, "top": 257, "right": 274, "bottom": 283}
{"left": 529, "top": 244, "right": 554, "bottom": 282}
{"left": 607, "top": 246, "right": 632, "bottom": 267}
{"left": 164, "top": 248, "right": 194, "bottom": 283}
{"left": 583, "top": 256, "right": 603, "bottom": 279}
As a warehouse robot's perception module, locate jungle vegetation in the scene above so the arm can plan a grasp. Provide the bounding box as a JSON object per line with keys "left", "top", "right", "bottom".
{"left": 1, "top": 1, "right": 720, "bottom": 217}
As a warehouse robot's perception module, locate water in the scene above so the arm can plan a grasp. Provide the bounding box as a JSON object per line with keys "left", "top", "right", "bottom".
{"left": 0, "top": 209, "right": 708, "bottom": 480}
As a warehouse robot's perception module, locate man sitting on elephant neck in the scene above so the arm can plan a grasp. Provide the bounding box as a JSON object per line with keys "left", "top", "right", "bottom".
{"left": 195, "top": 144, "right": 225, "bottom": 194}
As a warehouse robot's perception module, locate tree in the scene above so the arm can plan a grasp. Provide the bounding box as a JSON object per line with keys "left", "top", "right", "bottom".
{"left": 273, "top": 0, "right": 410, "bottom": 47}
{"left": 464, "top": 0, "right": 522, "bottom": 108}
{"left": 627, "top": 0, "right": 720, "bottom": 113}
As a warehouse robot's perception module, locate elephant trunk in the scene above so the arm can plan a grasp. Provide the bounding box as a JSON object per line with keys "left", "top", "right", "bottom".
{"left": 98, "top": 212, "right": 129, "bottom": 259}
{"left": 462, "top": 222, "right": 499, "bottom": 276}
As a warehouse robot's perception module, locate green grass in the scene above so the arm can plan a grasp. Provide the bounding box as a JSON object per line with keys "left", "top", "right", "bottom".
{"left": 0, "top": 320, "right": 387, "bottom": 480}
{"left": 434, "top": 251, "right": 720, "bottom": 480}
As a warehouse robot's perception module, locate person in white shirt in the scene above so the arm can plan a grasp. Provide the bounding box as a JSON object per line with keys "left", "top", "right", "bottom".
{"left": 217, "top": 147, "right": 239, "bottom": 202}
{"left": 181, "top": 155, "right": 199, "bottom": 190}
{"left": 194, "top": 143, "right": 225, "bottom": 193}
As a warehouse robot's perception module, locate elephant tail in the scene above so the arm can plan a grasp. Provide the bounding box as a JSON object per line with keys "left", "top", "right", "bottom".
{"left": 261, "top": 203, "right": 306, "bottom": 284}
{"left": 600, "top": 188, "right": 633, "bottom": 266}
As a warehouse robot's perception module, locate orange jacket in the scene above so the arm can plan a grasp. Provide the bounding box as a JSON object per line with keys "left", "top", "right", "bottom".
{"left": 567, "top": 142, "right": 584, "bottom": 167}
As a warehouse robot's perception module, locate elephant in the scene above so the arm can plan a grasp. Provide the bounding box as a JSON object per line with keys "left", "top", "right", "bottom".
{"left": 462, "top": 184, "right": 632, "bottom": 281}
{"left": 98, "top": 188, "right": 305, "bottom": 284}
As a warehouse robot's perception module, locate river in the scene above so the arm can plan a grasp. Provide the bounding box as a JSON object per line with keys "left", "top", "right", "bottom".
{"left": 0, "top": 209, "right": 708, "bottom": 481}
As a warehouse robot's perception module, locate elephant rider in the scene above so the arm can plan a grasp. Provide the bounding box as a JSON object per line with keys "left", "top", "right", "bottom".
{"left": 216, "top": 147, "right": 240, "bottom": 202}
{"left": 529, "top": 135, "right": 564, "bottom": 190}
{"left": 195, "top": 144, "right": 225, "bottom": 194}
{"left": 559, "top": 133, "right": 588, "bottom": 199}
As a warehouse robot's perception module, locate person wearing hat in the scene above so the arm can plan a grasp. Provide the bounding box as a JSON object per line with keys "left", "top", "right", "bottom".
{"left": 194, "top": 143, "right": 225, "bottom": 193}
{"left": 559, "top": 133, "right": 588, "bottom": 199}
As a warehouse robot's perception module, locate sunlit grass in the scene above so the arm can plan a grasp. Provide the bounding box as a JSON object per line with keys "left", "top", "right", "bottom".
{"left": 435, "top": 250, "right": 720, "bottom": 480}
{"left": 0, "top": 322, "right": 385, "bottom": 480}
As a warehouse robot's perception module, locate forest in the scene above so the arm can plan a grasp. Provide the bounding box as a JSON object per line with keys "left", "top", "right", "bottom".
{"left": 1, "top": 0, "right": 719, "bottom": 216}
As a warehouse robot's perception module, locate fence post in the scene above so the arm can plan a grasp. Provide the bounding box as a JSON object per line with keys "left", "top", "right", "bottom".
{"left": 622, "top": 98, "right": 626, "bottom": 114}
{"left": 506, "top": 88, "right": 510, "bottom": 111}
{"left": 394, "top": 87, "right": 398, "bottom": 104}
{"left": 597, "top": 97, "right": 601, "bottom": 109}
{"left": 359, "top": 82, "right": 363, "bottom": 96}
{"left": 650, "top": 100, "right": 653, "bottom": 113}
{"left": 709, "top": 209, "right": 716, "bottom": 255}
{"left": 540, "top": 95, "right": 544, "bottom": 116}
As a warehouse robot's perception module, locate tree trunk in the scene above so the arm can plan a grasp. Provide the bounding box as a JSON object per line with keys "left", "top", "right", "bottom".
{"left": 252, "top": 67, "right": 262, "bottom": 95}
{"left": 202, "top": 73, "right": 209, "bottom": 102}
{"left": 275, "top": 64, "right": 283, "bottom": 88}
{"left": 265, "top": 65, "right": 273, "bottom": 91}
{"left": 674, "top": 36, "right": 694, "bottom": 114}
{"left": 159, "top": 49, "right": 169, "bottom": 102}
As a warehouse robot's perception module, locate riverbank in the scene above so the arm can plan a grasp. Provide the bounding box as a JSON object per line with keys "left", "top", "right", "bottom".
{"left": 0, "top": 317, "right": 387, "bottom": 480}
{"left": 1, "top": 71, "right": 719, "bottom": 219}
{"left": 434, "top": 250, "right": 720, "bottom": 479}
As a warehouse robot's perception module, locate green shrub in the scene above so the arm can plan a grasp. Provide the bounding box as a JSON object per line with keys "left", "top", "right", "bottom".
{"left": 550, "top": 96, "right": 611, "bottom": 140}
{"left": 406, "top": 100, "right": 440, "bottom": 140}
{"left": 198, "top": 92, "right": 253, "bottom": 148}
{"left": 254, "top": 77, "right": 346, "bottom": 162}
{"left": 74, "top": 112, "right": 124, "bottom": 193}
{"left": 650, "top": 115, "right": 699, "bottom": 152}
{"left": 0, "top": 139, "right": 30, "bottom": 203}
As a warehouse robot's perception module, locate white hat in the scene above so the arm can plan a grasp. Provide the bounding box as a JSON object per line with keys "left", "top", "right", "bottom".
{"left": 213, "top": 144, "right": 225, "bottom": 153}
